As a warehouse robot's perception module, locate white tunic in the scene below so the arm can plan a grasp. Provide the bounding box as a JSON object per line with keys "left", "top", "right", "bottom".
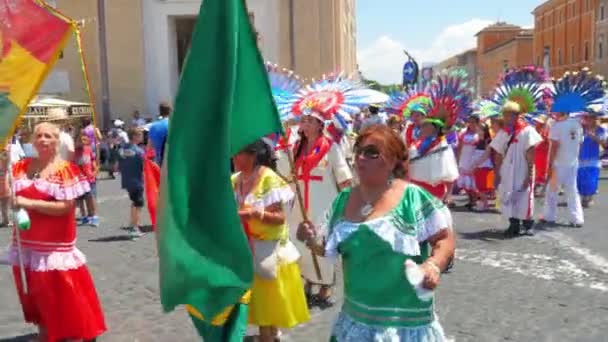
{"left": 490, "top": 126, "right": 542, "bottom": 220}
{"left": 287, "top": 142, "right": 352, "bottom": 285}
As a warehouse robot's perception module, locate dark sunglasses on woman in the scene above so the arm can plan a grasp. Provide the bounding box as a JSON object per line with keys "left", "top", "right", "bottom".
{"left": 354, "top": 144, "right": 381, "bottom": 160}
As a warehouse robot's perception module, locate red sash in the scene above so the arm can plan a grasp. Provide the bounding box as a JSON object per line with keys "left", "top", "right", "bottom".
{"left": 294, "top": 136, "right": 332, "bottom": 211}
{"left": 413, "top": 135, "right": 444, "bottom": 157}
{"left": 405, "top": 124, "right": 416, "bottom": 146}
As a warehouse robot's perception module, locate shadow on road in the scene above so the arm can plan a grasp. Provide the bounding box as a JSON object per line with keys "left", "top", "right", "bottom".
{"left": 88, "top": 235, "right": 135, "bottom": 242}
{"left": 458, "top": 229, "right": 506, "bottom": 242}
{"left": 0, "top": 334, "right": 37, "bottom": 342}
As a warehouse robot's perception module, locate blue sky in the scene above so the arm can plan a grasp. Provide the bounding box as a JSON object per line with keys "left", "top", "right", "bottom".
{"left": 356, "top": 0, "right": 541, "bottom": 84}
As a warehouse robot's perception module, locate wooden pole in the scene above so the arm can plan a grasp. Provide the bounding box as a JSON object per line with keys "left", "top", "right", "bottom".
{"left": 285, "top": 146, "right": 323, "bottom": 281}
{"left": 6, "top": 145, "right": 28, "bottom": 294}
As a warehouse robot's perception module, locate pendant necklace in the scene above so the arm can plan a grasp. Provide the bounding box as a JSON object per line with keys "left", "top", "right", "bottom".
{"left": 359, "top": 179, "right": 393, "bottom": 217}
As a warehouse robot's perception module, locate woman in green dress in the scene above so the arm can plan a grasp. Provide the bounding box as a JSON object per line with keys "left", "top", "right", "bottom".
{"left": 297, "top": 125, "right": 455, "bottom": 341}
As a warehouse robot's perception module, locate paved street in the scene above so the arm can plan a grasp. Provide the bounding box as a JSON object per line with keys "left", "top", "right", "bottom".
{"left": 1, "top": 173, "right": 607, "bottom": 341}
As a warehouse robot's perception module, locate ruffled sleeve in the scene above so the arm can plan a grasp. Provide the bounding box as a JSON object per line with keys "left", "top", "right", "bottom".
{"left": 13, "top": 160, "right": 90, "bottom": 201}
{"left": 245, "top": 168, "right": 294, "bottom": 208}
{"left": 397, "top": 184, "right": 452, "bottom": 243}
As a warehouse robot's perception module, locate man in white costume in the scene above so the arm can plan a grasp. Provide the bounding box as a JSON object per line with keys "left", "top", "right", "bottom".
{"left": 490, "top": 101, "right": 543, "bottom": 237}
{"left": 542, "top": 112, "right": 584, "bottom": 226}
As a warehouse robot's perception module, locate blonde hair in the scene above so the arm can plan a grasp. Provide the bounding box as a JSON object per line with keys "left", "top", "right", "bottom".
{"left": 33, "top": 122, "right": 61, "bottom": 154}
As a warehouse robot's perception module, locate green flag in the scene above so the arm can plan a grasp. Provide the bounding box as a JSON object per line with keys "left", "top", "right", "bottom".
{"left": 157, "top": 0, "right": 282, "bottom": 333}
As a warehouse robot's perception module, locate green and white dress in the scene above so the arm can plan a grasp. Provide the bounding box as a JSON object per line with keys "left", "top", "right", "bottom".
{"left": 323, "top": 184, "right": 452, "bottom": 342}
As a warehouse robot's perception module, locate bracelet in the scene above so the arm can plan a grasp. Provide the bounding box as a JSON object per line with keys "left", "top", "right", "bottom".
{"left": 425, "top": 259, "right": 442, "bottom": 275}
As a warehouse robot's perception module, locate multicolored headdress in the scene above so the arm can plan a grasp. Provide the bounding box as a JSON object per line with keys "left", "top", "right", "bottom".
{"left": 265, "top": 63, "right": 303, "bottom": 121}
{"left": 472, "top": 99, "right": 501, "bottom": 120}
{"left": 491, "top": 65, "right": 548, "bottom": 114}
{"left": 551, "top": 67, "right": 606, "bottom": 114}
{"left": 386, "top": 85, "right": 432, "bottom": 118}
{"left": 282, "top": 73, "right": 389, "bottom": 130}
{"left": 427, "top": 69, "right": 473, "bottom": 129}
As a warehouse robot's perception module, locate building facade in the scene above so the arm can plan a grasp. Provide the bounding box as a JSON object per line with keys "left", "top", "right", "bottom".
{"left": 41, "top": 0, "right": 357, "bottom": 127}
{"left": 476, "top": 23, "right": 534, "bottom": 97}
{"left": 595, "top": 0, "right": 608, "bottom": 76}
{"left": 533, "top": 0, "right": 597, "bottom": 79}
{"left": 434, "top": 48, "right": 478, "bottom": 97}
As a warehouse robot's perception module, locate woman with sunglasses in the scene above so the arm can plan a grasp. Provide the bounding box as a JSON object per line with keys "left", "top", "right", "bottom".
{"left": 297, "top": 125, "right": 455, "bottom": 341}
{"left": 290, "top": 113, "right": 353, "bottom": 308}
{"left": 408, "top": 118, "right": 459, "bottom": 203}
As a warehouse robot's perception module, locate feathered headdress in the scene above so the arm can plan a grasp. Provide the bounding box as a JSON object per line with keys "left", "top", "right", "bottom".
{"left": 427, "top": 69, "right": 473, "bottom": 129}
{"left": 265, "top": 63, "right": 303, "bottom": 121}
{"left": 491, "top": 65, "right": 548, "bottom": 114}
{"left": 551, "top": 67, "right": 606, "bottom": 114}
{"left": 282, "top": 73, "right": 389, "bottom": 130}
{"left": 472, "top": 99, "right": 501, "bottom": 120}
{"left": 386, "top": 85, "right": 432, "bottom": 118}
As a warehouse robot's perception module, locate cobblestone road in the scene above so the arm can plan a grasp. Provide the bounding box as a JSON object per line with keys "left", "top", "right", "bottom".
{"left": 1, "top": 173, "right": 607, "bottom": 341}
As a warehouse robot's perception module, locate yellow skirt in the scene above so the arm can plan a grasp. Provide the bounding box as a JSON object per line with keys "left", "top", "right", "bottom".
{"left": 248, "top": 261, "right": 310, "bottom": 328}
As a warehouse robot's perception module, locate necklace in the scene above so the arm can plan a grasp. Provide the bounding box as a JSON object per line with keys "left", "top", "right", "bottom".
{"left": 359, "top": 179, "right": 393, "bottom": 217}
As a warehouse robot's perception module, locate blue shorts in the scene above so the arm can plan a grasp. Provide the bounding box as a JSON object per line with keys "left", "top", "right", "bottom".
{"left": 88, "top": 182, "right": 97, "bottom": 197}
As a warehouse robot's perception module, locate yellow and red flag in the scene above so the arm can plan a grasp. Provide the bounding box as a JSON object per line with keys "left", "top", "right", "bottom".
{"left": 0, "top": 0, "right": 73, "bottom": 145}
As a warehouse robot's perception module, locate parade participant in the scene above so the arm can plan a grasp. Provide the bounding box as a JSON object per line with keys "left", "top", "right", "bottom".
{"left": 386, "top": 88, "right": 432, "bottom": 146}
{"left": 408, "top": 70, "right": 469, "bottom": 202}
{"left": 147, "top": 102, "right": 170, "bottom": 166}
{"left": 532, "top": 114, "right": 550, "bottom": 197}
{"left": 291, "top": 113, "right": 352, "bottom": 306}
{"left": 0, "top": 146, "right": 9, "bottom": 227}
{"left": 456, "top": 114, "right": 480, "bottom": 207}
{"left": 578, "top": 109, "right": 607, "bottom": 207}
{"left": 471, "top": 123, "right": 494, "bottom": 211}
{"left": 233, "top": 139, "right": 310, "bottom": 342}
{"left": 490, "top": 101, "right": 542, "bottom": 237}
{"left": 296, "top": 125, "right": 455, "bottom": 341}
{"left": 9, "top": 122, "right": 106, "bottom": 342}
{"left": 81, "top": 117, "right": 102, "bottom": 158}
{"left": 74, "top": 131, "right": 99, "bottom": 227}
{"left": 280, "top": 73, "right": 386, "bottom": 306}
{"left": 542, "top": 69, "right": 605, "bottom": 226}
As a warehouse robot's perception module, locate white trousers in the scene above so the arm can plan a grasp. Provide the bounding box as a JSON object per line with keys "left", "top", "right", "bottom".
{"left": 543, "top": 165, "right": 584, "bottom": 224}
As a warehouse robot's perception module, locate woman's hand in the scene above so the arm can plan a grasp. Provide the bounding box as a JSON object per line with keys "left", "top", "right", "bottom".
{"left": 12, "top": 196, "right": 32, "bottom": 210}
{"left": 296, "top": 221, "right": 316, "bottom": 242}
{"left": 420, "top": 261, "right": 441, "bottom": 290}
{"left": 237, "top": 207, "right": 257, "bottom": 221}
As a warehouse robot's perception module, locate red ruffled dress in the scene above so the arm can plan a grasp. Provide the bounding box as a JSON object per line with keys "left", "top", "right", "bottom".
{"left": 9, "top": 159, "right": 106, "bottom": 342}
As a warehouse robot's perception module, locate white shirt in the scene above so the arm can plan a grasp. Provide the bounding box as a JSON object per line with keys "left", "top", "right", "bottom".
{"left": 361, "top": 114, "right": 386, "bottom": 130}
{"left": 59, "top": 131, "right": 75, "bottom": 161}
{"left": 549, "top": 119, "right": 584, "bottom": 167}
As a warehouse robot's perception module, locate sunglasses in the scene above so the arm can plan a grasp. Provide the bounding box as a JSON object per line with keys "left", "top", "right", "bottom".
{"left": 354, "top": 144, "right": 381, "bottom": 160}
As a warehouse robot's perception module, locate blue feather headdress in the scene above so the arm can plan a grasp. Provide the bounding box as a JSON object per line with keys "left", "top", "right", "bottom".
{"left": 282, "top": 73, "right": 389, "bottom": 130}
{"left": 265, "top": 63, "right": 303, "bottom": 121}
{"left": 491, "top": 65, "right": 548, "bottom": 115}
{"left": 551, "top": 67, "right": 606, "bottom": 114}
{"left": 427, "top": 69, "right": 473, "bottom": 128}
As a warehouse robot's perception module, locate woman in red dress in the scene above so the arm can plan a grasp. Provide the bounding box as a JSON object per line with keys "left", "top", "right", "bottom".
{"left": 9, "top": 122, "right": 106, "bottom": 342}
{"left": 533, "top": 115, "right": 550, "bottom": 197}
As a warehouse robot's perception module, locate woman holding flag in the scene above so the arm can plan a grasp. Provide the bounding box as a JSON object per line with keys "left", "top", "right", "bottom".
{"left": 8, "top": 122, "right": 106, "bottom": 342}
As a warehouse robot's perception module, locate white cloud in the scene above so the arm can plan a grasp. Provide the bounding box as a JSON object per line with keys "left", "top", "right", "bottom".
{"left": 358, "top": 19, "right": 493, "bottom": 84}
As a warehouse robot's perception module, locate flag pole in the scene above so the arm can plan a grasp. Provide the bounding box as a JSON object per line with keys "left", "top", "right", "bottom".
{"left": 284, "top": 146, "right": 323, "bottom": 281}
{"left": 6, "top": 145, "right": 28, "bottom": 294}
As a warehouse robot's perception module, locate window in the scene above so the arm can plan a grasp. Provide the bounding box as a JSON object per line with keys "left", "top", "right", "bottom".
{"left": 572, "top": 3, "right": 576, "bottom": 17}
{"left": 586, "top": 0, "right": 591, "bottom": 12}
{"left": 571, "top": 45, "right": 575, "bottom": 63}
{"left": 601, "top": 5, "right": 605, "bottom": 20}
{"left": 600, "top": 42, "right": 604, "bottom": 59}
{"left": 558, "top": 48, "right": 562, "bottom": 65}
{"left": 503, "top": 60, "right": 509, "bottom": 71}
{"left": 537, "top": 56, "right": 541, "bottom": 66}
{"left": 585, "top": 41, "right": 590, "bottom": 61}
